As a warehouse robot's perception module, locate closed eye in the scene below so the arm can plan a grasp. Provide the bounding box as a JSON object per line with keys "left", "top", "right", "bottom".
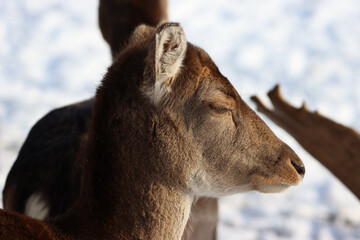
{"left": 208, "top": 103, "right": 232, "bottom": 115}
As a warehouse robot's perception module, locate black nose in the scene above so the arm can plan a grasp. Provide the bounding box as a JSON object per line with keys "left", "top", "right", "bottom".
{"left": 291, "top": 160, "right": 305, "bottom": 178}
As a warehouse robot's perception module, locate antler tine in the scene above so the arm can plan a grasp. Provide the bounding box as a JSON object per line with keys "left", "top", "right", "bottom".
{"left": 250, "top": 95, "right": 272, "bottom": 115}
{"left": 250, "top": 92, "right": 294, "bottom": 130}
{"left": 267, "top": 84, "right": 300, "bottom": 116}
{"left": 301, "top": 102, "right": 309, "bottom": 111}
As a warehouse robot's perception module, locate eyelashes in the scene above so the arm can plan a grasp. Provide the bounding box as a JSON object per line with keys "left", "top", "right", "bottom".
{"left": 208, "top": 103, "right": 232, "bottom": 115}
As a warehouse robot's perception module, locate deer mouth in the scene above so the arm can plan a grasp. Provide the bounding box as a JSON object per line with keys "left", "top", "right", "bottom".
{"left": 254, "top": 155, "right": 305, "bottom": 193}
{"left": 251, "top": 171, "right": 303, "bottom": 193}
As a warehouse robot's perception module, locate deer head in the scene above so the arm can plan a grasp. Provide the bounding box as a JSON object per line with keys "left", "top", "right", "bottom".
{"left": 92, "top": 22, "right": 305, "bottom": 200}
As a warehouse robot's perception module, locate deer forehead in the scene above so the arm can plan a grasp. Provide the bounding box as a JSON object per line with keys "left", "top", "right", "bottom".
{"left": 172, "top": 50, "right": 239, "bottom": 106}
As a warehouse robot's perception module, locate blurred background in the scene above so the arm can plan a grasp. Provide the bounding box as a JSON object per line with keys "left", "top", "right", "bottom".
{"left": 0, "top": 0, "right": 359, "bottom": 239}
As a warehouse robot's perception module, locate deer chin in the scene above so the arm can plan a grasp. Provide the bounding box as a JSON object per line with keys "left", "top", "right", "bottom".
{"left": 251, "top": 174, "right": 303, "bottom": 193}
{"left": 255, "top": 183, "right": 291, "bottom": 193}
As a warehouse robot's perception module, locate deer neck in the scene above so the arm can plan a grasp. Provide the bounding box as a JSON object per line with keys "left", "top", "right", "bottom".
{"left": 87, "top": 172, "right": 192, "bottom": 240}
{"left": 54, "top": 107, "right": 193, "bottom": 240}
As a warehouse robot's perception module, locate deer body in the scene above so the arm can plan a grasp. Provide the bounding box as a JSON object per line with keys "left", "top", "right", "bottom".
{"left": 0, "top": 23, "right": 304, "bottom": 239}
{"left": 2, "top": 97, "right": 218, "bottom": 239}
{"left": 3, "top": 99, "right": 93, "bottom": 217}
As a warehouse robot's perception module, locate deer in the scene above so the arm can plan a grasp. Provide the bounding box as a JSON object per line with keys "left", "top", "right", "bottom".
{"left": 2, "top": 0, "right": 217, "bottom": 239}
{"left": 0, "top": 22, "right": 305, "bottom": 239}
{"left": 251, "top": 85, "right": 360, "bottom": 199}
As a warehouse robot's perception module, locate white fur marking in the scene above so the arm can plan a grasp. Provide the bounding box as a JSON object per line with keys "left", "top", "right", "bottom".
{"left": 189, "top": 169, "right": 252, "bottom": 197}
{"left": 24, "top": 193, "right": 49, "bottom": 220}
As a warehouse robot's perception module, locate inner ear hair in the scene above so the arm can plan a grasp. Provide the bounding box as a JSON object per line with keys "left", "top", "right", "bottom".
{"left": 142, "top": 22, "right": 187, "bottom": 105}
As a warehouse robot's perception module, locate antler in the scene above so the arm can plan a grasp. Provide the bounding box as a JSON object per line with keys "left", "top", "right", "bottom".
{"left": 251, "top": 85, "right": 360, "bottom": 199}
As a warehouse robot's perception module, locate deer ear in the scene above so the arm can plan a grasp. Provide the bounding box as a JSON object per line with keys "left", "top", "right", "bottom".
{"left": 128, "top": 24, "right": 154, "bottom": 46}
{"left": 143, "top": 22, "right": 187, "bottom": 105}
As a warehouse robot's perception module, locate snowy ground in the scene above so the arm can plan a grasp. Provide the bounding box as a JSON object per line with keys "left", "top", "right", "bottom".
{"left": 1, "top": 0, "right": 360, "bottom": 239}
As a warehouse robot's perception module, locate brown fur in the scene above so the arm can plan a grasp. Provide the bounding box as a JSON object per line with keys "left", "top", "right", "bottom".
{"left": 0, "top": 24, "right": 304, "bottom": 239}
{"left": 99, "top": 0, "right": 168, "bottom": 57}
{"left": 0, "top": 210, "right": 59, "bottom": 239}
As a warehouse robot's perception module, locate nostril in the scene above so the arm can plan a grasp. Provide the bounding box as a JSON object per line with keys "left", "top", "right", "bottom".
{"left": 291, "top": 160, "right": 305, "bottom": 178}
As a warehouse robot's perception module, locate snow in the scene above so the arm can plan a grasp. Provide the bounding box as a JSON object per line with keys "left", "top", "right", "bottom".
{"left": 1, "top": 0, "right": 360, "bottom": 239}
